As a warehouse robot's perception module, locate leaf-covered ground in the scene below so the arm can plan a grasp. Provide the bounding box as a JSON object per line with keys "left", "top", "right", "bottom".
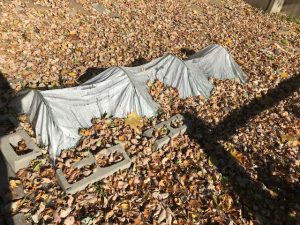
{"left": 0, "top": 0, "right": 299, "bottom": 224}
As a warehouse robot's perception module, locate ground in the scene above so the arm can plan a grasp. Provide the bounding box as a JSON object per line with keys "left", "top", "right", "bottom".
{"left": 0, "top": 0, "right": 299, "bottom": 224}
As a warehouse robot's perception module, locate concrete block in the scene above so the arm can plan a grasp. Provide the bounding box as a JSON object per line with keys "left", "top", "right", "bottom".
{"left": 72, "top": 152, "right": 95, "bottom": 169}
{"left": 143, "top": 128, "right": 154, "bottom": 138}
{"left": 168, "top": 124, "right": 187, "bottom": 138}
{"left": 56, "top": 144, "right": 132, "bottom": 194}
{"left": 154, "top": 136, "right": 170, "bottom": 150}
{"left": 0, "top": 129, "right": 42, "bottom": 173}
{"left": 143, "top": 114, "right": 187, "bottom": 150}
{"left": 5, "top": 213, "right": 30, "bottom": 225}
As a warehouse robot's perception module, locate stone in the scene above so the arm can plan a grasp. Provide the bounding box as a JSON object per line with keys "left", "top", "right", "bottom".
{"left": 68, "top": 0, "right": 89, "bottom": 15}
{"left": 25, "top": 0, "right": 50, "bottom": 11}
{"left": 92, "top": 3, "right": 109, "bottom": 14}
{"left": 92, "top": 3, "right": 120, "bottom": 18}
{"left": 109, "top": 12, "right": 121, "bottom": 18}
{"left": 187, "top": 4, "right": 203, "bottom": 14}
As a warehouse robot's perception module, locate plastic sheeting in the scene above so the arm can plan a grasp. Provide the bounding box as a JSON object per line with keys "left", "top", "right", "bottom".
{"left": 10, "top": 44, "right": 245, "bottom": 159}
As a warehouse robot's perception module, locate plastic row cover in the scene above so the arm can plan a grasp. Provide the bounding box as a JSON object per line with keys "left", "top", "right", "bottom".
{"left": 10, "top": 44, "right": 245, "bottom": 159}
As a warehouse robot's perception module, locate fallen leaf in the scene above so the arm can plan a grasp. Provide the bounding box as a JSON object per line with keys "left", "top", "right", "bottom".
{"left": 105, "top": 210, "right": 114, "bottom": 220}
{"left": 64, "top": 216, "right": 75, "bottom": 225}
{"left": 279, "top": 72, "right": 289, "bottom": 78}
{"left": 60, "top": 207, "right": 72, "bottom": 218}
{"left": 68, "top": 72, "right": 77, "bottom": 77}
{"left": 225, "top": 38, "right": 233, "bottom": 45}
{"left": 32, "top": 214, "right": 39, "bottom": 223}
{"left": 120, "top": 202, "right": 129, "bottom": 211}
{"left": 9, "top": 180, "right": 22, "bottom": 189}
{"left": 125, "top": 112, "right": 143, "bottom": 131}
{"left": 230, "top": 149, "right": 246, "bottom": 164}
{"left": 158, "top": 208, "right": 166, "bottom": 223}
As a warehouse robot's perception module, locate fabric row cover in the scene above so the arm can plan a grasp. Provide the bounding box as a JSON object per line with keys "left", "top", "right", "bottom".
{"left": 10, "top": 44, "right": 245, "bottom": 160}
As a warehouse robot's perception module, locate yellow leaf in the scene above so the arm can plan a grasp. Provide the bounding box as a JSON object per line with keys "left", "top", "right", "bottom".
{"left": 225, "top": 38, "right": 232, "bottom": 45}
{"left": 279, "top": 72, "right": 288, "bottom": 78}
{"left": 69, "top": 30, "right": 77, "bottom": 35}
{"left": 68, "top": 72, "right": 77, "bottom": 77}
{"left": 221, "top": 194, "right": 233, "bottom": 210}
{"left": 120, "top": 202, "right": 129, "bottom": 211}
{"left": 125, "top": 112, "right": 143, "bottom": 131}
{"left": 79, "top": 128, "right": 93, "bottom": 136}
{"left": 230, "top": 149, "right": 245, "bottom": 164}
{"left": 118, "top": 135, "right": 125, "bottom": 141}
{"left": 280, "top": 133, "right": 300, "bottom": 146}
{"left": 9, "top": 180, "right": 21, "bottom": 189}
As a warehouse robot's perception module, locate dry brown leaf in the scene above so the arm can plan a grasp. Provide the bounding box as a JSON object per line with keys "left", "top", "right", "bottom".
{"left": 64, "top": 216, "right": 75, "bottom": 225}
{"left": 105, "top": 210, "right": 114, "bottom": 220}
{"left": 79, "top": 128, "right": 93, "bottom": 136}
{"left": 158, "top": 208, "right": 166, "bottom": 223}
{"left": 60, "top": 207, "right": 72, "bottom": 218}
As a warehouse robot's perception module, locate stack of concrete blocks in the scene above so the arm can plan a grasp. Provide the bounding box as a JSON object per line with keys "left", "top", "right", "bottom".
{"left": 56, "top": 144, "right": 132, "bottom": 194}
{"left": 143, "top": 114, "right": 187, "bottom": 150}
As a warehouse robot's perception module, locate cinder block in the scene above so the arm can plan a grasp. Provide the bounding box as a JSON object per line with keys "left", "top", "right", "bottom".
{"left": 0, "top": 129, "right": 42, "bottom": 173}
{"left": 143, "top": 114, "right": 187, "bottom": 150}
{"left": 154, "top": 136, "right": 170, "bottom": 150}
{"left": 168, "top": 124, "right": 187, "bottom": 138}
{"left": 56, "top": 144, "right": 132, "bottom": 194}
{"left": 72, "top": 152, "right": 96, "bottom": 169}
{"left": 4, "top": 213, "right": 30, "bottom": 225}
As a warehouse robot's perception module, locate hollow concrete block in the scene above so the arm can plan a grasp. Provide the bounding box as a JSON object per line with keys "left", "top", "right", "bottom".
{"left": 143, "top": 114, "right": 187, "bottom": 150}
{"left": 56, "top": 144, "right": 132, "bottom": 194}
{"left": 0, "top": 129, "right": 42, "bottom": 173}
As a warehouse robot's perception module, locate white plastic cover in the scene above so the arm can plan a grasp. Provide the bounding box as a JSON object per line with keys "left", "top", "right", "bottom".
{"left": 10, "top": 44, "right": 245, "bottom": 159}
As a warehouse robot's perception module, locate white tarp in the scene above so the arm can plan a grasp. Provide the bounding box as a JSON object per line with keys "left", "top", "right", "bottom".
{"left": 10, "top": 44, "right": 245, "bottom": 159}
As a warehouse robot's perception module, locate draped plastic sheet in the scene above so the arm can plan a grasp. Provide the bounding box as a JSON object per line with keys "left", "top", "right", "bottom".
{"left": 10, "top": 44, "right": 245, "bottom": 159}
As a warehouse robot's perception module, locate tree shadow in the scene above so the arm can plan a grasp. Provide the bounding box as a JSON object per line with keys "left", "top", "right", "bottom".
{"left": 77, "top": 57, "right": 149, "bottom": 84}
{"left": 0, "top": 71, "right": 20, "bottom": 225}
{"left": 184, "top": 73, "right": 300, "bottom": 224}
{"left": 77, "top": 67, "right": 107, "bottom": 83}
{"left": 180, "top": 48, "right": 196, "bottom": 58}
